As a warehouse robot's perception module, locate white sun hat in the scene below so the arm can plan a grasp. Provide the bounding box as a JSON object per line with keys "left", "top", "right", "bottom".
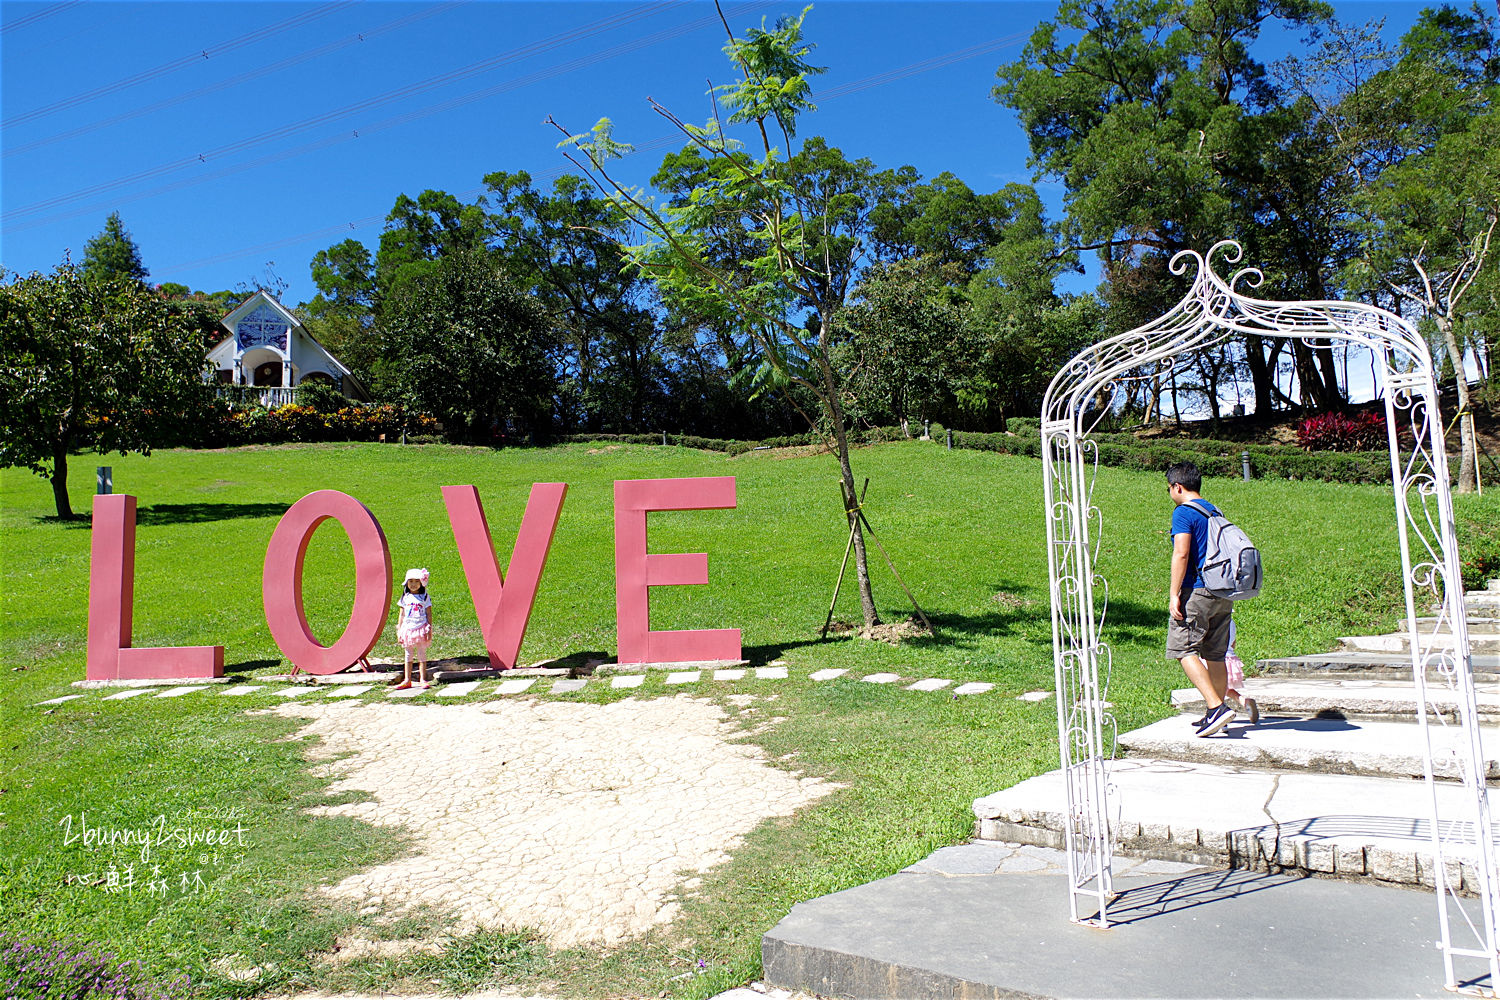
{"left": 403, "top": 567, "right": 430, "bottom": 585}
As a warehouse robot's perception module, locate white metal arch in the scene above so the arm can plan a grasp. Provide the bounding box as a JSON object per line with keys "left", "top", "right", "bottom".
{"left": 1040, "top": 241, "right": 1499, "bottom": 993}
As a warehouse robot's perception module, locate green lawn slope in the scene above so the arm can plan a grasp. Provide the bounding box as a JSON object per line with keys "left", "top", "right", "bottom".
{"left": 0, "top": 441, "right": 1412, "bottom": 997}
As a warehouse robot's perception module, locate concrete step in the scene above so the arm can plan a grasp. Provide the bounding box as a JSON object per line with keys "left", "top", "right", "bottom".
{"left": 972, "top": 756, "right": 1499, "bottom": 890}
{"left": 1340, "top": 632, "right": 1500, "bottom": 654}
{"left": 1116, "top": 713, "right": 1500, "bottom": 782}
{"left": 1171, "top": 676, "right": 1500, "bottom": 723}
{"left": 1256, "top": 650, "right": 1500, "bottom": 682}
{"left": 1404, "top": 616, "right": 1500, "bottom": 635}
{"left": 763, "top": 841, "right": 1460, "bottom": 999}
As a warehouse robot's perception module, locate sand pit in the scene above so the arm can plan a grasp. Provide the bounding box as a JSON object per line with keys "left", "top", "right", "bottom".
{"left": 272, "top": 695, "right": 833, "bottom": 949}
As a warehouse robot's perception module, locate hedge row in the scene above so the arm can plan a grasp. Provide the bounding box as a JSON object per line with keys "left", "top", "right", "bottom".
{"left": 950, "top": 429, "right": 1423, "bottom": 484}
{"left": 192, "top": 402, "right": 440, "bottom": 447}
{"left": 555, "top": 426, "right": 910, "bottom": 456}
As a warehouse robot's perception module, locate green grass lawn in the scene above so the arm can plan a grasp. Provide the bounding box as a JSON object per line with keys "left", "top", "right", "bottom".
{"left": 1, "top": 440, "right": 1417, "bottom": 997}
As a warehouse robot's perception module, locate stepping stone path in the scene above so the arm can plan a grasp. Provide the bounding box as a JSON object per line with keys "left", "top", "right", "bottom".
{"left": 43, "top": 660, "right": 1020, "bottom": 713}
{"left": 974, "top": 581, "right": 1500, "bottom": 892}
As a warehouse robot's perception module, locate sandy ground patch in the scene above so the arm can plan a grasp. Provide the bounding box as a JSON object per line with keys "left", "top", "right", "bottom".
{"left": 273, "top": 695, "right": 833, "bottom": 950}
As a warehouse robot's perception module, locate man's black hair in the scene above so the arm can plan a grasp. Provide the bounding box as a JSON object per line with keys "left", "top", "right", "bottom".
{"left": 1165, "top": 461, "right": 1202, "bottom": 492}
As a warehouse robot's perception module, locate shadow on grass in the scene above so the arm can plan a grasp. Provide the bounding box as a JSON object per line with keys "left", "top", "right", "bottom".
{"left": 877, "top": 579, "right": 1165, "bottom": 652}
{"left": 224, "top": 658, "right": 282, "bottom": 676}
{"left": 35, "top": 501, "right": 288, "bottom": 528}
{"left": 136, "top": 501, "right": 287, "bottom": 526}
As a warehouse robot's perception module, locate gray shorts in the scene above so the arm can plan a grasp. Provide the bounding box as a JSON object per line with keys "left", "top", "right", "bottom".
{"left": 1166, "top": 588, "right": 1233, "bottom": 661}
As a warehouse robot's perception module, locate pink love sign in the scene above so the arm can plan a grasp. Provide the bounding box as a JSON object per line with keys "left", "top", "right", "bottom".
{"left": 85, "top": 477, "right": 740, "bottom": 681}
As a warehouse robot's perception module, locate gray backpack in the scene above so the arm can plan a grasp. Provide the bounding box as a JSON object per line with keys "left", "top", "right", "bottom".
{"left": 1185, "top": 500, "right": 1263, "bottom": 600}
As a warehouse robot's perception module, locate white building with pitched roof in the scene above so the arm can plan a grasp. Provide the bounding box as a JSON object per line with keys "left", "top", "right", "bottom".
{"left": 205, "top": 290, "right": 370, "bottom": 405}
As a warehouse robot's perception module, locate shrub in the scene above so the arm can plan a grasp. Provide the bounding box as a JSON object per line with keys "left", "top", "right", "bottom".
{"left": 1455, "top": 494, "right": 1500, "bottom": 592}
{"left": 0, "top": 933, "right": 187, "bottom": 999}
{"left": 1297, "top": 411, "right": 1387, "bottom": 452}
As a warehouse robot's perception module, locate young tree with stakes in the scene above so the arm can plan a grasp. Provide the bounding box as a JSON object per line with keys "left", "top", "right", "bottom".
{"left": 549, "top": 5, "right": 906, "bottom": 630}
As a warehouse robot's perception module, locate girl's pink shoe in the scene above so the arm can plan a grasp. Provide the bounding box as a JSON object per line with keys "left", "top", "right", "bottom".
{"left": 394, "top": 680, "right": 412, "bottom": 690}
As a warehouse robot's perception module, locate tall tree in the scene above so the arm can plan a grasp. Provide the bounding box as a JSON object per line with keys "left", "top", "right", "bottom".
{"left": 81, "top": 212, "right": 148, "bottom": 284}
{"left": 994, "top": 0, "right": 1345, "bottom": 414}
{"left": 372, "top": 250, "right": 554, "bottom": 443}
{"left": 1284, "top": 3, "right": 1499, "bottom": 489}
{"left": 0, "top": 261, "right": 211, "bottom": 518}
{"left": 555, "top": 7, "right": 916, "bottom": 629}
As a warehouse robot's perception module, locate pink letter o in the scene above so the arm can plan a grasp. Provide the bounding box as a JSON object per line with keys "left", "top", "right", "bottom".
{"left": 263, "top": 490, "right": 392, "bottom": 675}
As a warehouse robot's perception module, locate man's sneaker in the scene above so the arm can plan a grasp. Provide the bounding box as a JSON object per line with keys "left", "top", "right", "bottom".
{"left": 1191, "top": 712, "right": 1210, "bottom": 731}
{"left": 1197, "top": 702, "right": 1236, "bottom": 737}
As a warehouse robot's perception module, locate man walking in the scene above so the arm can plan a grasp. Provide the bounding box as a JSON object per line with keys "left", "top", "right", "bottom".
{"left": 1166, "top": 461, "right": 1236, "bottom": 736}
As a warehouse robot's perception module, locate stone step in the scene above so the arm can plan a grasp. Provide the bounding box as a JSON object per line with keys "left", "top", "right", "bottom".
{"left": 1340, "top": 632, "right": 1500, "bottom": 654}
{"left": 1117, "top": 713, "right": 1500, "bottom": 782}
{"left": 972, "top": 756, "right": 1499, "bottom": 890}
{"left": 1256, "top": 651, "right": 1500, "bottom": 682}
{"left": 1171, "top": 677, "right": 1500, "bottom": 723}
{"left": 1405, "top": 616, "right": 1500, "bottom": 635}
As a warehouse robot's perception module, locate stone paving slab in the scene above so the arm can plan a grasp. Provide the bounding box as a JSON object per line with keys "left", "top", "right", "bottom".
{"left": 953, "top": 682, "right": 993, "bottom": 696}
{"left": 36, "top": 694, "right": 84, "bottom": 705}
{"left": 906, "top": 678, "right": 952, "bottom": 692}
{"left": 762, "top": 842, "right": 1467, "bottom": 999}
{"left": 550, "top": 678, "right": 587, "bottom": 693}
{"left": 755, "top": 666, "right": 788, "bottom": 679}
{"left": 387, "top": 685, "right": 425, "bottom": 699}
{"left": 436, "top": 681, "right": 481, "bottom": 697}
{"left": 714, "top": 668, "right": 747, "bottom": 681}
{"left": 1117, "top": 713, "right": 1500, "bottom": 781}
{"left": 973, "top": 757, "right": 1500, "bottom": 888}
{"left": 273, "top": 687, "right": 316, "bottom": 698}
{"left": 611, "top": 675, "right": 645, "bottom": 689}
{"left": 103, "top": 689, "right": 150, "bottom": 700}
{"left": 155, "top": 685, "right": 210, "bottom": 698}
{"left": 667, "top": 671, "right": 701, "bottom": 685}
{"left": 809, "top": 669, "right": 847, "bottom": 681}
{"left": 496, "top": 678, "right": 536, "bottom": 694}
{"left": 861, "top": 672, "right": 900, "bottom": 684}
{"left": 222, "top": 685, "right": 265, "bottom": 697}
{"left": 1171, "top": 676, "right": 1500, "bottom": 721}
{"left": 325, "top": 684, "right": 375, "bottom": 698}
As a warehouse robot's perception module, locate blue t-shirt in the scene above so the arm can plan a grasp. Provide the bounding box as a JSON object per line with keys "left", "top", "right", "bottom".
{"left": 1171, "top": 499, "right": 1220, "bottom": 594}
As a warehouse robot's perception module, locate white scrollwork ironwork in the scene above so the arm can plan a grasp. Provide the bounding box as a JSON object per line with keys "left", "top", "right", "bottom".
{"left": 1040, "top": 241, "right": 1498, "bottom": 992}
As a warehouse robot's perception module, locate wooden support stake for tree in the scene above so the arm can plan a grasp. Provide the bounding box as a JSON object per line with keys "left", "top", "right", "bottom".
{"left": 820, "top": 479, "right": 867, "bottom": 639}
{"left": 855, "top": 504, "right": 933, "bottom": 634}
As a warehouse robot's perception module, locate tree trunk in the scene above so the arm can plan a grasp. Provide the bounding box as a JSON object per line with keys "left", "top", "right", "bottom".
{"left": 1244, "top": 334, "right": 1274, "bottom": 416}
{"left": 1315, "top": 344, "right": 1345, "bottom": 406}
{"left": 1439, "top": 317, "right": 1478, "bottom": 493}
{"left": 51, "top": 442, "right": 74, "bottom": 519}
{"left": 820, "top": 341, "right": 880, "bottom": 629}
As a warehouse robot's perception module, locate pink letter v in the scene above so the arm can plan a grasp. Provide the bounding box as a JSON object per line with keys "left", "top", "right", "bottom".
{"left": 441, "top": 483, "right": 567, "bottom": 670}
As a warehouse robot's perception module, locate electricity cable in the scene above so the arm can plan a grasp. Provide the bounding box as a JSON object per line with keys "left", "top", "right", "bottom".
{"left": 2, "top": 1, "right": 682, "bottom": 222}
{"left": 4, "top": 2, "right": 469, "bottom": 159}
{"left": 3, "top": 1, "right": 762, "bottom": 231}
{"left": 0, "top": 0, "right": 81, "bottom": 35}
{"left": 3, "top": 1, "right": 357, "bottom": 129}
{"left": 156, "top": 33, "right": 1025, "bottom": 277}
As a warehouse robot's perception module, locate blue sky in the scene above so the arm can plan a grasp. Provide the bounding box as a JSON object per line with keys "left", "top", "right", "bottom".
{"left": 1, "top": 1, "right": 1426, "bottom": 307}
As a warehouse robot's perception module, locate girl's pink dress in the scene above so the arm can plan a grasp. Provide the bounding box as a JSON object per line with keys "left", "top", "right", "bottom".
{"left": 397, "top": 591, "right": 432, "bottom": 650}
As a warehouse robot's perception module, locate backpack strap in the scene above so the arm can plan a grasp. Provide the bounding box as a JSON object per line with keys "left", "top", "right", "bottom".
{"left": 1183, "top": 499, "right": 1217, "bottom": 520}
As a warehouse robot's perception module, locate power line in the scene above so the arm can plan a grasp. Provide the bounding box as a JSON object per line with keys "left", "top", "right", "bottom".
{"left": 1, "top": 1, "right": 357, "bottom": 130}
{"left": 155, "top": 35, "right": 1027, "bottom": 278}
{"left": 0, "top": 0, "right": 81, "bottom": 34}
{"left": 4, "top": 2, "right": 469, "bottom": 159}
{"left": 2, "top": 1, "right": 685, "bottom": 223}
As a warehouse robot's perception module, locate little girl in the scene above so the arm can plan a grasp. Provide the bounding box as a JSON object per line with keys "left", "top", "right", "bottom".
{"left": 394, "top": 568, "right": 433, "bottom": 689}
